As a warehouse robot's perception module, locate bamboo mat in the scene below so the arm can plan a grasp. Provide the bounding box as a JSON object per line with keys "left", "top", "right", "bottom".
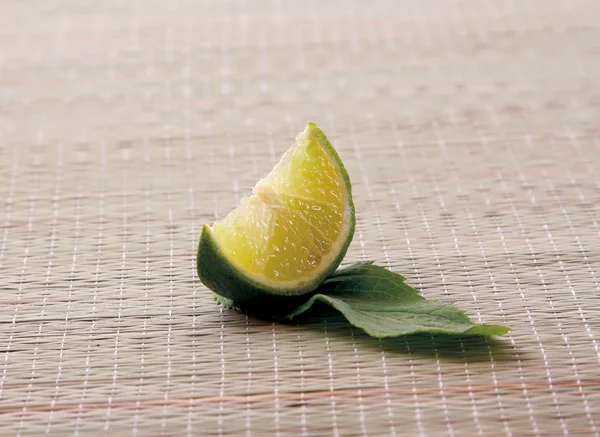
{"left": 1, "top": 0, "right": 600, "bottom": 436}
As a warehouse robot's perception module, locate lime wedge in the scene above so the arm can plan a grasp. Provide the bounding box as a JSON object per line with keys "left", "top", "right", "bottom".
{"left": 197, "top": 123, "right": 355, "bottom": 309}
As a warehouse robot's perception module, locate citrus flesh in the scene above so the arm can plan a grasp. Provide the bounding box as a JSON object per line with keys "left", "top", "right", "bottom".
{"left": 198, "top": 123, "right": 355, "bottom": 305}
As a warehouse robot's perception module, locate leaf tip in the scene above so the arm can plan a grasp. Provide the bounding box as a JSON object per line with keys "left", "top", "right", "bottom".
{"left": 467, "top": 324, "right": 511, "bottom": 336}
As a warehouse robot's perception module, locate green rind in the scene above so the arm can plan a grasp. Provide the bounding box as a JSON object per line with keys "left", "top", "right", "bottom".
{"left": 197, "top": 123, "right": 356, "bottom": 317}
{"left": 198, "top": 224, "right": 314, "bottom": 316}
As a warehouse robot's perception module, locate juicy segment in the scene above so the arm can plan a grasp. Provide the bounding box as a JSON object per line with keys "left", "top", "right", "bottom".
{"left": 211, "top": 128, "right": 347, "bottom": 284}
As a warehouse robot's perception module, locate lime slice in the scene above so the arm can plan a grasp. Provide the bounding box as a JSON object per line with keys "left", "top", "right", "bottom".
{"left": 197, "top": 122, "right": 355, "bottom": 310}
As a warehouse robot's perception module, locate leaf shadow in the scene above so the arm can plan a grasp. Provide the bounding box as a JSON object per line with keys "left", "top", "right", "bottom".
{"left": 283, "top": 304, "right": 518, "bottom": 363}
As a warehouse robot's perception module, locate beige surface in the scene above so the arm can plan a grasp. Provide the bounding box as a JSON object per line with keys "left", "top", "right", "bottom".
{"left": 2, "top": 0, "right": 600, "bottom": 436}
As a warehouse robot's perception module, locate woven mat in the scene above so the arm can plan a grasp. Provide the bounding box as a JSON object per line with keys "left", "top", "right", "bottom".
{"left": 2, "top": 1, "right": 600, "bottom": 436}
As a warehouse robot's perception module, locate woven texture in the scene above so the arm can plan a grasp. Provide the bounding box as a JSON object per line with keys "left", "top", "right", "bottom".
{"left": 2, "top": 1, "right": 600, "bottom": 436}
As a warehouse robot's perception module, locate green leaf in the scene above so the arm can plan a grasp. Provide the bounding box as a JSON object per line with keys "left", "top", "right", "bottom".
{"left": 213, "top": 292, "right": 237, "bottom": 310}
{"left": 285, "top": 262, "right": 509, "bottom": 338}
